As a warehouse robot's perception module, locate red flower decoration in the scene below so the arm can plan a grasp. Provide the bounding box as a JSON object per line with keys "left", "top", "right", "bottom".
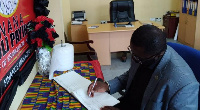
{"left": 50, "top": 28, "right": 56, "bottom": 32}
{"left": 34, "top": 16, "right": 48, "bottom": 23}
{"left": 27, "top": 15, "right": 59, "bottom": 49}
{"left": 45, "top": 28, "right": 54, "bottom": 41}
{"left": 31, "top": 39, "right": 36, "bottom": 44}
{"left": 35, "top": 23, "right": 43, "bottom": 31}
{"left": 36, "top": 38, "right": 43, "bottom": 47}
{"left": 34, "top": 16, "right": 54, "bottom": 25}
{"left": 46, "top": 18, "right": 54, "bottom": 25}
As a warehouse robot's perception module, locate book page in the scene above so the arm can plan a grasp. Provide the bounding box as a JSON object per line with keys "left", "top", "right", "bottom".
{"left": 54, "top": 71, "right": 120, "bottom": 110}
{"left": 72, "top": 86, "right": 120, "bottom": 110}
{"left": 53, "top": 71, "right": 91, "bottom": 93}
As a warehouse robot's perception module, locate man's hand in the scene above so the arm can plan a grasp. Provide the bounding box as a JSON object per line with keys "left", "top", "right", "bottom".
{"left": 87, "top": 80, "right": 109, "bottom": 97}
{"left": 100, "top": 106, "right": 120, "bottom": 110}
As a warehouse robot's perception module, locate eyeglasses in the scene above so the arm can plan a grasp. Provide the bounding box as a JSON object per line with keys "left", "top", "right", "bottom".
{"left": 127, "top": 46, "right": 142, "bottom": 64}
{"left": 127, "top": 46, "right": 158, "bottom": 64}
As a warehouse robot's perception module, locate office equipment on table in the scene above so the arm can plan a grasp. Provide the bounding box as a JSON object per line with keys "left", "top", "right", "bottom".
{"left": 114, "top": 24, "right": 134, "bottom": 27}
{"left": 88, "top": 26, "right": 99, "bottom": 29}
{"left": 72, "top": 10, "right": 86, "bottom": 21}
{"left": 71, "top": 10, "right": 86, "bottom": 25}
{"left": 110, "top": 1, "right": 135, "bottom": 27}
{"left": 54, "top": 71, "right": 119, "bottom": 110}
{"left": 71, "top": 20, "right": 83, "bottom": 25}
{"left": 86, "top": 21, "right": 165, "bottom": 65}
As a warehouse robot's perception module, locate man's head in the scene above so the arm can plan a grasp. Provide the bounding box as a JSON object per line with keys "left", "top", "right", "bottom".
{"left": 129, "top": 25, "right": 166, "bottom": 64}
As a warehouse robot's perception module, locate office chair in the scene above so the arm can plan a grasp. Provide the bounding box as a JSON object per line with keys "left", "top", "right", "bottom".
{"left": 167, "top": 42, "right": 200, "bottom": 107}
{"left": 110, "top": 0, "right": 135, "bottom": 27}
{"left": 110, "top": 0, "right": 135, "bottom": 62}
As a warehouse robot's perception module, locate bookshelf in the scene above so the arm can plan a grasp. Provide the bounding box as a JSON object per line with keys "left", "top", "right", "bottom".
{"left": 178, "top": 0, "right": 200, "bottom": 50}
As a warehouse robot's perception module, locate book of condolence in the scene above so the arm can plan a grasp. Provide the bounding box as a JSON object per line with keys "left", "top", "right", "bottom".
{"left": 53, "top": 71, "right": 120, "bottom": 110}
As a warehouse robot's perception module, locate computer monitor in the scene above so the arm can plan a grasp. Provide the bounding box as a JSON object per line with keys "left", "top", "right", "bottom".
{"left": 110, "top": 0, "right": 135, "bottom": 27}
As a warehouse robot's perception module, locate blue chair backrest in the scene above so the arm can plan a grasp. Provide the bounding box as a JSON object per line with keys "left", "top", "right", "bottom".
{"left": 167, "top": 42, "right": 200, "bottom": 107}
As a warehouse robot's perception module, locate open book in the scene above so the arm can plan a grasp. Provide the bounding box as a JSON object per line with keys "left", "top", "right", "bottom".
{"left": 53, "top": 71, "right": 120, "bottom": 110}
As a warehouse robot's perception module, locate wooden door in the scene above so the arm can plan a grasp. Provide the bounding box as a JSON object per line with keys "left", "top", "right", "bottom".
{"left": 185, "top": 15, "right": 197, "bottom": 47}
{"left": 178, "top": 13, "right": 187, "bottom": 43}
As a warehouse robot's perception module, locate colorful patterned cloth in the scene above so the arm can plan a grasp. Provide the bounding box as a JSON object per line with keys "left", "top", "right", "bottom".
{"left": 20, "top": 60, "right": 103, "bottom": 110}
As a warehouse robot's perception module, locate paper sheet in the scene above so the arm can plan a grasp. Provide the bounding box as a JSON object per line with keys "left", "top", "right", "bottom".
{"left": 54, "top": 71, "right": 120, "bottom": 110}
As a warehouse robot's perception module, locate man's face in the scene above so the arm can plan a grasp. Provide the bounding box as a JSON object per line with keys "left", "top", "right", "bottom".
{"left": 128, "top": 43, "right": 158, "bottom": 65}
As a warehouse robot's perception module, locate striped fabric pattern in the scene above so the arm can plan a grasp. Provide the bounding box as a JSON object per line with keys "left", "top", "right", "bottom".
{"left": 21, "top": 62, "right": 99, "bottom": 110}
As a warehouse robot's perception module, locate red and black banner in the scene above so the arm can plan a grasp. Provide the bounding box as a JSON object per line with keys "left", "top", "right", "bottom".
{"left": 0, "top": 0, "right": 36, "bottom": 105}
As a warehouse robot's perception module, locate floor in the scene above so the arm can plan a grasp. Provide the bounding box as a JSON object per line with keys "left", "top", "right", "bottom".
{"left": 101, "top": 38, "right": 179, "bottom": 98}
{"left": 101, "top": 52, "right": 131, "bottom": 98}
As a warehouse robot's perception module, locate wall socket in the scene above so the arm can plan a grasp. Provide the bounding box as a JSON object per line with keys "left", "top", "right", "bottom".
{"left": 155, "top": 18, "right": 162, "bottom": 22}
{"left": 101, "top": 20, "right": 107, "bottom": 24}
{"left": 150, "top": 18, "right": 162, "bottom": 22}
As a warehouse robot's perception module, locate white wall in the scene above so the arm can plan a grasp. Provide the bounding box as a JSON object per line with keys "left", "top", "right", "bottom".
{"left": 48, "top": 0, "right": 65, "bottom": 44}
{"left": 62, "top": 0, "right": 71, "bottom": 39}
{"left": 69, "top": 0, "right": 180, "bottom": 24}
{"left": 62, "top": 0, "right": 180, "bottom": 40}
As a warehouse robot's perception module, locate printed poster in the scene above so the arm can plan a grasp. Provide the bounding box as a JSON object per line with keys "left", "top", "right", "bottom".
{"left": 0, "top": 0, "right": 35, "bottom": 91}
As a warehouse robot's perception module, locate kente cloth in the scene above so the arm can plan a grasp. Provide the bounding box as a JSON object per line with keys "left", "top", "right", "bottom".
{"left": 20, "top": 60, "right": 103, "bottom": 110}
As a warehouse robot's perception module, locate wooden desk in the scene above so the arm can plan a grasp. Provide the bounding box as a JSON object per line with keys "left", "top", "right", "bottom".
{"left": 87, "top": 21, "right": 141, "bottom": 65}
{"left": 87, "top": 21, "right": 165, "bottom": 65}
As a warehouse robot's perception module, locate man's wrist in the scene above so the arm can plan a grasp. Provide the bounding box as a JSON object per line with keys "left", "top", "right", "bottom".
{"left": 104, "top": 81, "right": 110, "bottom": 93}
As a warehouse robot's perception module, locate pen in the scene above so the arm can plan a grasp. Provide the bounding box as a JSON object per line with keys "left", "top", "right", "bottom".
{"left": 89, "top": 78, "right": 98, "bottom": 97}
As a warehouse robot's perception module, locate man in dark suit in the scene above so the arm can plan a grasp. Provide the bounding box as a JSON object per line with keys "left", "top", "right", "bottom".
{"left": 87, "top": 25, "right": 199, "bottom": 110}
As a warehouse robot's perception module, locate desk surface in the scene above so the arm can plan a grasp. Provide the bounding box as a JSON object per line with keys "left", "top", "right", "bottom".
{"left": 87, "top": 21, "right": 165, "bottom": 34}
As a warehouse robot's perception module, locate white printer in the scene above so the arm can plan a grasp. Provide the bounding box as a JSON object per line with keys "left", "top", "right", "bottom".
{"left": 71, "top": 10, "right": 86, "bottom": 25}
